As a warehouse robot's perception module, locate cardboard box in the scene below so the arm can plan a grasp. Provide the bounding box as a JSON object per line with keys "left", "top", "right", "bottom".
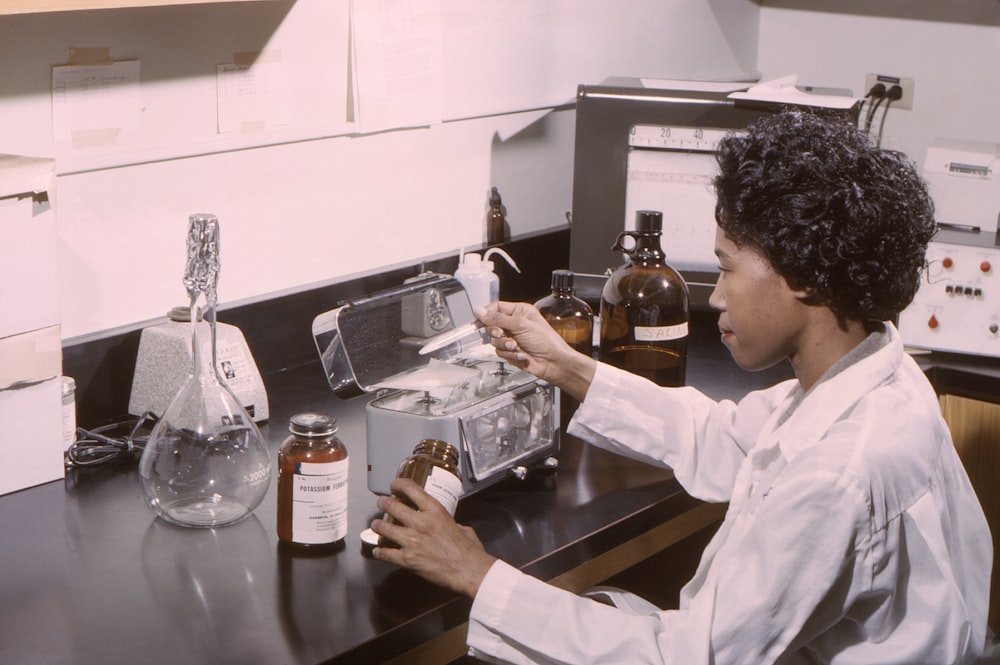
{"left": 0, "top": 326, "right": 65, "bottom": 494}
{"left": 0, "top": 153, "right": 62, "bottom": 496}
{"left": 0, "top": 325, "right": 62, "bottom": 388}
{"left": 0, "top": 377, "right": 63, "bottom": 496}
{"left": 0, "top": 154, "right": 58, "bottom": 340}
{"left": 0, "top": 326, "right": 64, "bottom": 495}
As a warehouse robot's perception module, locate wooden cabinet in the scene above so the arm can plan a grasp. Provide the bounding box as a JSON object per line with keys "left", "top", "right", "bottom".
{"left": 940, "top": 393, "right": 1000, "bottom": 632}
{"left": 0, "top": 0, "right": 269, "bottom": 15}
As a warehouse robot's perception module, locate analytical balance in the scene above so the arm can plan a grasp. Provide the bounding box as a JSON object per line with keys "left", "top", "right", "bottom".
{"left": 312, "top": 273, "right": 559, "bottom": 497}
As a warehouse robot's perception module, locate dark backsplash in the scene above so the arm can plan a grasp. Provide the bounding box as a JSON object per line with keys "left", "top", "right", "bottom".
{"left": 63, "top": 227, "right": 571, "bottom": 429}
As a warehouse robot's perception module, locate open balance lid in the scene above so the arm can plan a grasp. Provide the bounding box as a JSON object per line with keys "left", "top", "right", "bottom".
{"left": 311, "top": 273, "right": 490, "bottom": 395}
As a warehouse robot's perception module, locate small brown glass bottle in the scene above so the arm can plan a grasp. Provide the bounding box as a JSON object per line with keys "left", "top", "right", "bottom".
{"left": 380, "top": 439, "right": 462, "bottom": 548}
{"left": 486, "top": 187, "right": 508, "bottom": 246}
{"left": 599, "top": 210, "right": 690, "bottom": 387}
{"left": 534, "top": 269, "right": 594, "bottom": 355}
{"left": 535, "top": 270, "right": 595, "bottom": 426}
{"left": 395, "top": 439, "right": 462, "bottom": 512}
{"left": 277, "top": 413, "right": 349, "bottom": 551}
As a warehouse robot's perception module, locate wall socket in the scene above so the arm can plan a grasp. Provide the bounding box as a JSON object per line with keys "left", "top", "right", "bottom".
{"left": 864, "top": 73, "right": 915, "bottom": 110}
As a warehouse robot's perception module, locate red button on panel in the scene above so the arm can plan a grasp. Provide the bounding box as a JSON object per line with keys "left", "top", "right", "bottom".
{"left": 981, "top": 261, "right": 992, "bottom": 273}
{"left": 928, "top": 314, "right": 939, "bottom": 329}
{"left": 942, "top": 257, "right": 954, "bottom": 269}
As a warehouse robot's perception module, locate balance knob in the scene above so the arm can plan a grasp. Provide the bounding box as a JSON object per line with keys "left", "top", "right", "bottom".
{"left": 991, "top": 323, "right": 999, "bottom": 335}
{"left": 942, "top": 257, "right": 954, "bottom": 269}
{"left": 981, "top": 261, "right": 992, "bottom": 273}
{"left": 928, "top": 314, "right": 939, "bottom": 330}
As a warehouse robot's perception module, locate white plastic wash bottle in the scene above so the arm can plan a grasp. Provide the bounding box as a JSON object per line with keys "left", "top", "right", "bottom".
{"left": 454, "top": 247, "right": 521, "bottom": 311}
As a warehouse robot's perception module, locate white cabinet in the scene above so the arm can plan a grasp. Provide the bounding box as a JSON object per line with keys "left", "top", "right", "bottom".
{"left": 0, "top": 0, "right": 269, "bottom": 15}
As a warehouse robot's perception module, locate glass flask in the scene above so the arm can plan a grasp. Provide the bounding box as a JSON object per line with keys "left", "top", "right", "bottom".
{"left": 139, "top": 213, "right": 272, "bottom": 528}
{"left": 599, "top": 210, "right": 690, "bottom": 387}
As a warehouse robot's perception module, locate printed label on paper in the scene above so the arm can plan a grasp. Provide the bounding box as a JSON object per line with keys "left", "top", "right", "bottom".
{"left": 635, "top": 322, "right": 689, "bottom": 342}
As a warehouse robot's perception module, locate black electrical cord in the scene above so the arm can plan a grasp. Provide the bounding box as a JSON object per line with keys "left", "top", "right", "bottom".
{"left": 876, "top": 84, "right": 903, "bottom": 147}
{"left": 64, "top": 412, "right": 158, "bottom": 467}
{"left": 863, "top": 82, "right": 887, "bottom": 133}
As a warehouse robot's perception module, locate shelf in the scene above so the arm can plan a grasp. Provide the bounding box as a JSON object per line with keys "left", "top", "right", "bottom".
{"left": 0, "top": 0, "right": 270, "bottom": 15}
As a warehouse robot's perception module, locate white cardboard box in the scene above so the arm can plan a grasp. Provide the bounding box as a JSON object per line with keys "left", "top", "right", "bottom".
{"left": 0, "top": 325, "right": 64, "bottom": 495}
{"left": 0, "top": 377, "right": 63, "bottom": 496}
{"left": 0, "top": 153, "right": 63, "bottom": 495}
{"left": 0, "top": 154, "right": 59, "bottom": 340}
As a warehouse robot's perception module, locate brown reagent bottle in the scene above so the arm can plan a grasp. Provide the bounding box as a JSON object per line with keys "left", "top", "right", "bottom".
{"left": 277, "top": 413, "right": 349, "bottom": 552}
{"left": 599, "top": 210, "right": 690, "bottom": 387}
{"left": 379, "top": 439, "right": 462, "bottom": 548}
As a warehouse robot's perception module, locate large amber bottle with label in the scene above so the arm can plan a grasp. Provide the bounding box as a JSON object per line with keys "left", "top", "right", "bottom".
{"left": 277, "top": 413, "right": 349, "bottom": 551}
{"left": 599, "top": 210, "right": 689, "bottom": 386}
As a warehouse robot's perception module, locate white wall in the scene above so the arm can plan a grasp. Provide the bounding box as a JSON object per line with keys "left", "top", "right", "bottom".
{"left": 758, "top": 2, "right": 1000, "bottom": 167}
{"left": 9, "top": 1, "right": 996, "bottom": 343}
{"left": 0, "top": 0, "right": 761, "bottom": 340}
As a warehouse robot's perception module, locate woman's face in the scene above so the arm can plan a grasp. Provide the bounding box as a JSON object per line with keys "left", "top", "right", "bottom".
{"left": 708, "top": 227, "right": 810, "bottom": 372}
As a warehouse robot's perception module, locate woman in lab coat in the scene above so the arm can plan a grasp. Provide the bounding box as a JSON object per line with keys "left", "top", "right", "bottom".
{"left": 370, "top": 110, "right": 993, "bottom": 664}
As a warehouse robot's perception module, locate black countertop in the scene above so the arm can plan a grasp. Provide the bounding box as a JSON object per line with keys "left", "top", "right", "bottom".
{"left": 5, "top": 310, "right": 999, "bottom": 665}
{"left": 0, "top": 311, "right": 791, "bottom": 665}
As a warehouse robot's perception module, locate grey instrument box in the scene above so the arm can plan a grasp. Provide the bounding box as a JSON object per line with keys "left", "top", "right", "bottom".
{"left": 312, "top": 273, "right": 559, "bottom": 497}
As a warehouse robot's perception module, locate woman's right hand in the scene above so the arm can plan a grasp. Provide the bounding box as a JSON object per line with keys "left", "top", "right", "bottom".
{"left": 475, "top": 301, "right": 597, "bottom": 403}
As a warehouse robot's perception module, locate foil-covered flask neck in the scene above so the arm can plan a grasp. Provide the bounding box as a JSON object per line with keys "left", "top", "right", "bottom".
{"left": 184, "top": 213, "right": 221, "bottom": 300}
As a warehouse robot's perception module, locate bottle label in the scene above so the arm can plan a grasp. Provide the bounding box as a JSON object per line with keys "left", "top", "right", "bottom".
{"left": 423, "top": 466, "right": 462, "bottom": 516}
{"left": 291, "top": 459, "right": 349, "bottom": 544}
{"left": 635, "top": 322, "right": 688, "bottom": 342}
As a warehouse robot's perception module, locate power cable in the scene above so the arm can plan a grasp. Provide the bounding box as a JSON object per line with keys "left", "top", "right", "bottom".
{"left": 876, "top": 85, "right": 903, "bottom": 147}
{"left": 863, "top": 82, "right": 887, "bottom": 133}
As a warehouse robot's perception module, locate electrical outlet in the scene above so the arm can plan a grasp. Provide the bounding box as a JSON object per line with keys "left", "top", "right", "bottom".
{"left": 864, "top": 73, "right": 915, "bottom": 110}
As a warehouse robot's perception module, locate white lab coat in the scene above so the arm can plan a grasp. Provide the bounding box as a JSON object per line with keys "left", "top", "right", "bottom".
{"left": 467, "top": 323, "right": 992, "bottom": 665}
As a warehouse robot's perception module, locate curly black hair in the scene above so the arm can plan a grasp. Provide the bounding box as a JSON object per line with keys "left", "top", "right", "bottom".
{"left": 713, "top": 109, "right": 936, "bottom": 322}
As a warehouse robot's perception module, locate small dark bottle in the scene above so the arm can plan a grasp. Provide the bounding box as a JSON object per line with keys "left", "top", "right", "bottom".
{"left": 536, "top": 270, "right": 595, "bottom": 424}
{"left": 486, "top": 187, "right": 508, "bottom": 245}
{"left": 380, "top": 439, "right": 462, "bottom": 548}
{"left": 599, "top": 210, "right": 690, "bottom": 387}
{"left": 395, "top": 439, "right": 462, "bottom": 511}
{"left": 534, "top": 270, "right": 594, "bottom": 355}
{"left": 277, "top": 413, "right": 349, "bottom": 551}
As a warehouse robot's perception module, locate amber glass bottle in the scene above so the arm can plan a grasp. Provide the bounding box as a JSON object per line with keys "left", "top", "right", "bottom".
{"left": 277, "top": 413, "right": 349, "bottom": 551}
{"left": 536, "top": 269, "right": 594, "bottom": 425}
{"left": 393, "top": 439, "right": 462, "bottom": 514}
{"left": 380, "top": 439, "right": 462, "bottom": 548}
{"left": 487, "top": 187, "right": 508, "bottom": 245}
{"left": 599, "top": 210, "right": 689, "bottom": 387}
{"left": 534, "top": 270, "right": 594, "bottom": 355}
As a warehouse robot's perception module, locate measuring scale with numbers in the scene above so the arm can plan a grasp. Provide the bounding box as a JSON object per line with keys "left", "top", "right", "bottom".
{"left": 624, "top": 124, "right": 738, "bottom": 274}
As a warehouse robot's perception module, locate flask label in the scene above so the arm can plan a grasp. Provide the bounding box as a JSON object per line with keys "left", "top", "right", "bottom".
{"left": 292, "top": 459, "right": 349, "bottom": 544}
{"left": 423, "top": 466, "right": 462, "bottom": 516}
{"left": 635, "top": 322, "right": 689, "bottom": 342}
